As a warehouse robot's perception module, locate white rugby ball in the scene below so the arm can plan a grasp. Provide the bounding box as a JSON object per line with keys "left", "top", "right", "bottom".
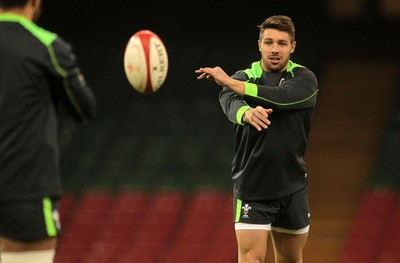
{"left": 123, "top": 30, "right": 168, "bottom": 93}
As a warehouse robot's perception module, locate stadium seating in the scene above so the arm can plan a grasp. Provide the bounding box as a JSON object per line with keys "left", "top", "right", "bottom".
{"left": 54, "top": 190, "right": 237, "bottom": 263}
{"left": 337, "top": 190, "right": 396, "bottom": 263}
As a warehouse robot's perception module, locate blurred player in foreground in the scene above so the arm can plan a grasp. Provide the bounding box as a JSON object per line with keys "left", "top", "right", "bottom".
{"left": 0, "top": 0, "right": 96, "bottom": 262}
{"left": 196, "top": 15, "right": 318, "bottom": 263}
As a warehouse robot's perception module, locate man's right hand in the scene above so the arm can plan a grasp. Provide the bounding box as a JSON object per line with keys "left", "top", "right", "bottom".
{"left": 243, "top": 106, "right": 273, "bottom": 131}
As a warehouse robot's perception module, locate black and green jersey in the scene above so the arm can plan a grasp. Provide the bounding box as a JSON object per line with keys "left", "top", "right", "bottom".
{"left": 0, "top": 13, "right": 96, "bottom": 201}
{"left": 219, "top": 60, "right": 318, "bottom": 200}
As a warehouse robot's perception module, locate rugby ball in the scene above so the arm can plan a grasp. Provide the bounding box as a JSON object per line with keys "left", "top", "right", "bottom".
{"left": 123, "top": 30, "right": 168, "bottom": 93}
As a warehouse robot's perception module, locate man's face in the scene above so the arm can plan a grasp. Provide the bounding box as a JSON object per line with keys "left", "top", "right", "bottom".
{"left": 258, "top": 28, "right": 296, "bottom": 72}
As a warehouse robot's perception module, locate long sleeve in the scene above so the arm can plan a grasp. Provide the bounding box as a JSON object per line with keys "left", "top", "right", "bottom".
{"left": 217, "top": 60, "right": 319, "bottom": 200}
{"left": 243, "top": 67, "right": 318, "bottom": 111}
{"left": 48, "top": 37, "right": 96, "bottom": 124}
{"left": 219, "top": 61, "right": 318, "bottom": 126}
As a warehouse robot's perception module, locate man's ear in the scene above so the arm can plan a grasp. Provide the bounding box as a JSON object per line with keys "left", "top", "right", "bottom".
{"left": 30, "top": 0, "right": 41, "bottom": 8}
{"left": 30, "top": 0, "right": 42, "bottom": 21}
{"left": 291, "top": 41, "right": 297, "bottom": 54}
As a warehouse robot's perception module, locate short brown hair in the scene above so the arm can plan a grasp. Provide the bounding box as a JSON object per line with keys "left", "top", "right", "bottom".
{"left": 258, "top": 15, "right": 295, "bottom": 43}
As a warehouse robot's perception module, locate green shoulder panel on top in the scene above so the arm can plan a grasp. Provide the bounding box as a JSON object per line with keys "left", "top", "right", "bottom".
{"left": 242, "top": 60, "right": 304, "bottom": 79}
{"left": 243, "top": 61, "right": 263, "bottom": 80}
{"left": 0, "top": 13, "right": 57, "bottom": 46}
{"left": 286, "top": 60, "right": 304, "bottom": 77}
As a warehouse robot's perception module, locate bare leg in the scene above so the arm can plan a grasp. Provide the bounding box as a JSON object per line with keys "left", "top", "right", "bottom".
{"left": 0, "top": 237, "right": 57, "bottom": 252}
{"left": 236, "top": 229, "right": 270, "bottom": 263}
{"left": 270, "top": 231, "right": 308, "bottom": 263}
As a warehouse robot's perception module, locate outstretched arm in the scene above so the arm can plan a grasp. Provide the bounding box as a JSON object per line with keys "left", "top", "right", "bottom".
{"left": 195, "top": 67, "right": 245, "bottom": 96}
{"left": 196, "top": 66, "right": 272, "bottom": 131}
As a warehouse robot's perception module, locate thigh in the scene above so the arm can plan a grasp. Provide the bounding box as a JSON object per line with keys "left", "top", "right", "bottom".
{"left": 271, "top": 231, "right": 308, "bottom": 263}
{"left": 0, "top": 236, "right": 57, "bottom": 251}
{"left": 236, "top": 229, "right": 270, "bottom": 263}
{"left": 233, "top": 198, "right": 276, "bottom": 262}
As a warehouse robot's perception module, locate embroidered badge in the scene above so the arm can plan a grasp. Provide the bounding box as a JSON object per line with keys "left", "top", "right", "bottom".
{"left": 242, "top": 204, "right": 252, "bottom": 218}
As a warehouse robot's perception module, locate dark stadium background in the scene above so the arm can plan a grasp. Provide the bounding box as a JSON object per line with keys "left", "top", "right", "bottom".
{"left": 36, "top": 1, "right": 400, "bottom": 262}
{"left": 38, "top": 1, "right": 326, "bottom": 192}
